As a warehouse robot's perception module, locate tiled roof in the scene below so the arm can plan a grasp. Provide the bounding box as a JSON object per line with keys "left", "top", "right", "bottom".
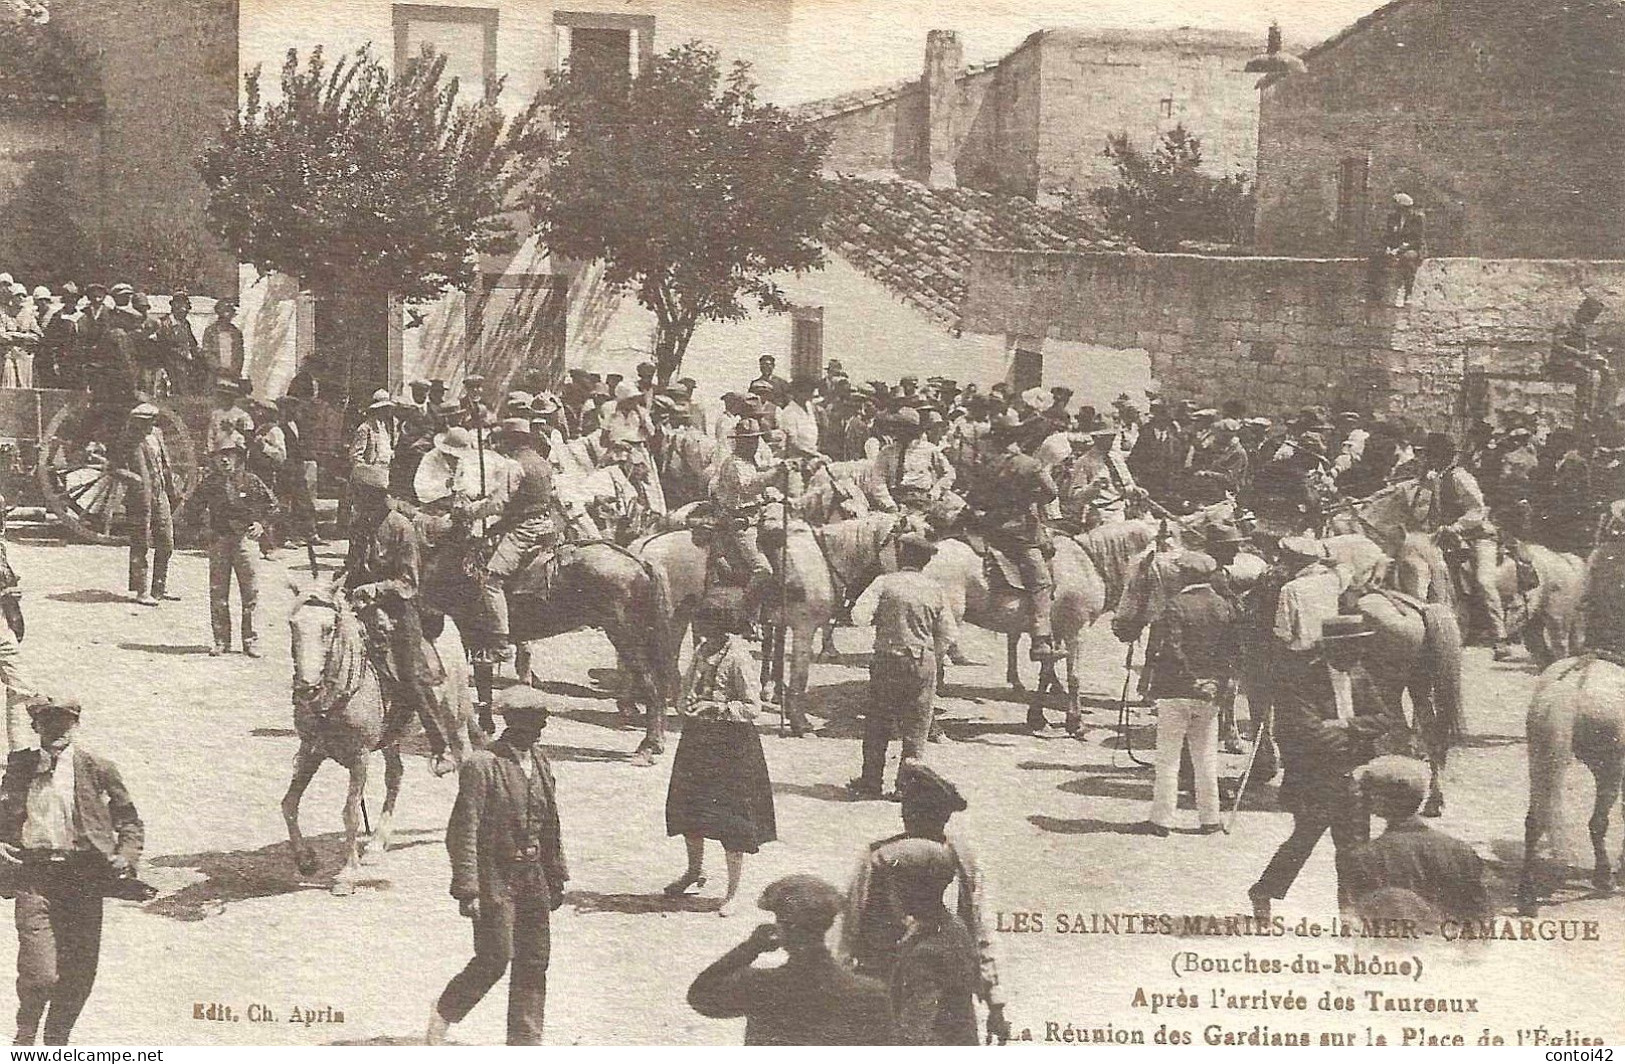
{"left": 823, "top": 176, "right": 1114, "bottom": 327}
{"left": 790, "top": 60, "right": 1000, "bottom": 124}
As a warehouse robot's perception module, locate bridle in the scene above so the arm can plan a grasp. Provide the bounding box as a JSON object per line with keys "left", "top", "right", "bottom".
{"left": 291, "top": 597, "right": 348, "bottom": 711}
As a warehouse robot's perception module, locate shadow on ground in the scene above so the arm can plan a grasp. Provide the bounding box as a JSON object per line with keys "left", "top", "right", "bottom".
{"left": 48, "top": 589, "right": 133, "bottom": 604}
{"left": 565, "top": 889, "right": 717, "bottom": 915}
{"left": 118, "top": 642, "right": 214, "bottom": 656}
{"left": 142, "top": 828, "right": 441, "bottom": 921}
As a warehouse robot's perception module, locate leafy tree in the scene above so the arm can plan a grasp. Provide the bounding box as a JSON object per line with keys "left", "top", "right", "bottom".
{"left": 1090, "top": 125, "right": 1254, "bottom": 252}
{"left": 197, "top": 45, "right": 544, "bottom": 400}
{"left": 529, "top": 42, "right": 830, "bottom": 385}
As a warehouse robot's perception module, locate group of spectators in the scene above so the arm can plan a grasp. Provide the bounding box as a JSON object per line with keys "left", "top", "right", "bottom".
{"left": 0, "top": 275, "right": 243, "bottom": 396}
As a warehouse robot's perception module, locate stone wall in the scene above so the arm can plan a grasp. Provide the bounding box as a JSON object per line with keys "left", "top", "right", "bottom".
{"left": 963, "top": 250, "right": 1625, "bottom": 429}
{"left": 1255, "top": 0, "right": 1625, "bottom": 258}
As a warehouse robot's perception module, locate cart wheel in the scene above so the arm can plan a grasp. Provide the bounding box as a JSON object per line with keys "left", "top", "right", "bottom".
{"left": 36, "top": 396, "right": 199, "bottom": 545}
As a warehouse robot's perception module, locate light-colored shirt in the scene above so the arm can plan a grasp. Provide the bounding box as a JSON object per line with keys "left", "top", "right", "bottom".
{"left": 20, "top": 746, "right": 76, "bottom": 850}
{"left": 871, "top": 570, "right": 958, "bottom": 658}
{"left": 779, "top": 400, "right": 821, "bottom": 456}
{"left": 1273, "top": 562, "right": 1345, "bottom": 653}
{"left": 602, "top": 403, "right": 653, "bottom": 447}
{"left": 878, "top": 439, "right": 953, "bottom": 498}
{"left": 710, "top": 454, "right": 779, "bottom": 513}
{"left": 208, "top": 406, "right": 255, "bottom": 455}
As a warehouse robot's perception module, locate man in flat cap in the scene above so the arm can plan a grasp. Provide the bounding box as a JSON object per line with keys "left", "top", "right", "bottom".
{"left": 1342, "top": 756, "right": 1491, "bottom": 927}
{"left": 429, "top": 687, "right": 566, "bottom": 1046}
{"left": 153, "top": 291, "right": 200, "bottom": 395}
{"left": 0, "top": 697, "right": 144, "bottom": 1045}
{"left": 1248, "top": 615, "right": 1405, "bottom": 921}
{"left": 841, "top": 762, "right": 1008, "bottom": 1043}
{"left": 122, "top": 403, "right": 179, "bottom": 607}
{"left": 1144, "top": 551, "right": 1237, "bottom": 836}
{"left": 882, "top": 836, "right": 979, "bottom": 1045}
{"left": 851, "top": 534, "right": 957, "bottom": 798}
{"left": 1373, "top": 191, "right": 1427, "bottom": 307}
{"left": 689, "top": 874, "right": 892, "bottom": 1045}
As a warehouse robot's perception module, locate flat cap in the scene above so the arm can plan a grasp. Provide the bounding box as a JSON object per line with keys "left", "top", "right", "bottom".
{"left": 492, "top": 685, "right": 550, "bottom": 721}
{"left": 128, "top": 402, "right": 160, "bottom": 419}
{"left": 1174, "top": 550, "right": 1218, "bottom": 583}
{"left": 898, "top": 532, "right": 937, "bottom": 558}
{"left": 1354, "top": 755, "right": 1431, "bottom": 804}
{"left": 26, "top": 696, "right": 81, "bottom": 720}
{"left": 899, "top": 761, "right": 967, "bottom": 813}
{"left": 757, "top": 875, "right": 843, "bottom": 931}
{"left": 349, "top": 464, "right": 390, "bottom": 493}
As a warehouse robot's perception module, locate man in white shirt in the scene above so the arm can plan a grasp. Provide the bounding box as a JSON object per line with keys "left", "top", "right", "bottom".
{"left": 1272, "top": 536, "right": 1346, "bottom": 655}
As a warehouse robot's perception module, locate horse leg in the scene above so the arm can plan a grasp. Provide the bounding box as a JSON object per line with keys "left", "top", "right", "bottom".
{"left": 281, "top": 741, "right": 323, "bottom": 877}
{"left": 1410, "top": 677, "right": 1446, "bottom": 818}
{"left": 630, "top": 637, "right": 667, "bottom": 767}
{"left": 1064, "top": 638, "right": 1082, "bottom": 736}
{"left": 1006, "top": 633, "right": 1024, "bottom": 691}
{"left": 367, "top": 745, "right": 404, "bottom": 861}
{"left": 816, "top": 620, "right": 840, "bottom": 663}
{"left": 615, "top": 645, "right": 642, "bottom": 727}
{"left": 1518, "top": 805, "right": 1546, "bottom": 917}
{"left": 785, "top": 621, "right": 813, "bottom": 737}
{"left": 333, "top": 756, "right": 369, "bottom": 896}
{"left": 1586, "top": 756, "right": 1622, "bottom": 895}
{"left": 1519, "top": 743, "right": 1565, "bottom": 916}
{"left": 472, "top": 661, "right": 496, "bottom": 732}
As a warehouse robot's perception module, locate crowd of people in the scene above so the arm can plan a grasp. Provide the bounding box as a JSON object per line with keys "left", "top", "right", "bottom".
{"left": 0, "top": 275, "right": 243, "bottom": 396}
{"left": 1, "top": 334, "right": 1617, "bottom": 1046}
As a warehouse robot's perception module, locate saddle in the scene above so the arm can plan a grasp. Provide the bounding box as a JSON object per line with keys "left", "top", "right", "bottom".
{"left": 957, "top": 530, "right": 1031, "bottom": 592}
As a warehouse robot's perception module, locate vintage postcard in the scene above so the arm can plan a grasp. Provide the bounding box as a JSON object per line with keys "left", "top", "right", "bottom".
{"left": 0, "top": 0, "right": 1616, "bottom": 1049}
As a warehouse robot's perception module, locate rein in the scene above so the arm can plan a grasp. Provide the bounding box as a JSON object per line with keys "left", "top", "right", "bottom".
{"left": 292, "top": 596, "right": 371, "bottom": 718}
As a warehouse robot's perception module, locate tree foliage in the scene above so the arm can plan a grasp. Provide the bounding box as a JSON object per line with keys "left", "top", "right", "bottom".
{"left": 0, "top": 1, "right": 100, "bottom": 104}
{"left": 1090, "top": 125, "right": 1254, "bottom": 252}
{"left": 197, "top": 45, "right": 545, "bottom": 303}
{"left": 529, "top": 42, "right": 831, "bottom": 384}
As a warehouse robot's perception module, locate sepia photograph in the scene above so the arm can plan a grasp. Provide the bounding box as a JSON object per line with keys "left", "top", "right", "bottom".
{"left": 0, "top": 0, "right": 1616, "bottom": 1049}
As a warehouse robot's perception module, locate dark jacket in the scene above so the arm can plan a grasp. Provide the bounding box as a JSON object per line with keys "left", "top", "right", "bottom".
{"left": 1273, "top": 657, "right": 1405, "bottom": 816}
{"left": 689, "top": 948, "right": 893, "bottom": 1046}
{"left": 892, "top": 916, "right": 978, "bottom": 1045}
{"left": 1343, "top": 817, "right": 1492, "bottom": 924}
{"left": 187, "top": 468, "right": 278, "bottom": 538}
{"left": 1147, "top": 584, "right": 1237, "bottom": 699}
{"left": 447, "top": 740, "right": 567, "bottom": 905}
{"left": 345, "top": 506, "right": 421, "bottom": 602}
{"left": 0, "top": 746, "right": 144, "bottom": 893}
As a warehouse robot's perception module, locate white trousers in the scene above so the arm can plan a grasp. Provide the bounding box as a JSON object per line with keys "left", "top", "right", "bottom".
{"left": 0, "top": 616, "right": 38, "bottom": 752}
{"left": 1150, "top": 697, "right": 1220, "bottom": 828}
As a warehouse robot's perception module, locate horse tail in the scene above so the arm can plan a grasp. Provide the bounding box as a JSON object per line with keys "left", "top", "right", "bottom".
{"left": 1423, "top": 537, "right": 1456, "bottom": 610}
{"left": 1525, "top": 658, "right": 1587, "bottom": 857}
{"left": 1419, "top": 601, "right": 1464, "bottom": 745}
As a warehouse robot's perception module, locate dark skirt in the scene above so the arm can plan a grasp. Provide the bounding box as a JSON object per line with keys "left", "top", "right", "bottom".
{"left": 665, "top": 719, "right": 777, "bottom": 853}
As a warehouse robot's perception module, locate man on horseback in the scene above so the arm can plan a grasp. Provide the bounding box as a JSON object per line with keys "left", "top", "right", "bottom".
{"left": 344, "top": 464, "right": 452, "bottom": 775}
{"left": 707, "top": 418, "right": 782, "bottom": 625}
{"left": 1064, "top": 427, "right": 1144, "bottom": 530}
{"left": 874, "top": 407, "right": 956, "bottom": 523}
{"left": 471, "top": 418, "right": 562, "bottom": 659}
{"left": 972, "top": 414, "right": 1063, "bottom": 662}
{"left": 1421, "top": 432, "right": 1510, "bottom": 659}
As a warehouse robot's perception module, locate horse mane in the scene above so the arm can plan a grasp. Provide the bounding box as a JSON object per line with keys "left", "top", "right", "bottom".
{"left": 296, "top": 589, "right": 371, "bottom": 702}
{"left": 814, "top": 512, "right": 897, "bottom": 588}
{"left": 1077, "top": 519, "right": 1159, "bottom": 606}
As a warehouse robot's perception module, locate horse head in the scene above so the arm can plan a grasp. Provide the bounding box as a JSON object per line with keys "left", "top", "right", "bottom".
{"left": 288, "top": 578, "right": 345, "bottom": 702}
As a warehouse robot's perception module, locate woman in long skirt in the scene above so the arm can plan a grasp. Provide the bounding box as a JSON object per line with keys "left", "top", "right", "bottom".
{"left": 664, "top": 588, "right": 777, "bottom": 916}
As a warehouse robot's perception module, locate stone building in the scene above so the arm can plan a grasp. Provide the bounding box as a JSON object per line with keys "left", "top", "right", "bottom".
{"left": 1254, "top": 0, "right": 1625, "bottom": 258}
{"left": 800, "top": 26, "right": 1260, "bottom": 200}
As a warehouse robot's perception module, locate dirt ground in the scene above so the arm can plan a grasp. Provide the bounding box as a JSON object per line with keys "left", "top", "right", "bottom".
{"left": 0, "top": 537, "right": 1619, "bottom": 1046}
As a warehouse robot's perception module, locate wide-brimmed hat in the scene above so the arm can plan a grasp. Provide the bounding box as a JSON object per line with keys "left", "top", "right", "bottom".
{"left": 530, "top": 392, "right": 561, "bottom": 416}
{"left": 26, "top": 696, "right": 81, "bottom": 722}
{"left": 1204, "top": 521, "right": 1247, "bottom": 545}
{"left": 498, "top": 416, "right": 533, "bottom": 439}
{"left": 434, "top": 426, "right": 477, "bottom": 460}
{"left": 1392, "top": 192, "right": 1414, "bottom": 208}
{"left": 350, "top": 464, "right": 390, "bottom": 493}
{"left": 29, "top": 285, "right": 50, "bottom": 300}
{"left": 613, "top": 380, "right": 639, "bottom": 403}
{"left": 128, "top": 402, "right": 159, "bottom": 420}
{"left": 1320, "top": 614, "right": 1375, "bottom": 643}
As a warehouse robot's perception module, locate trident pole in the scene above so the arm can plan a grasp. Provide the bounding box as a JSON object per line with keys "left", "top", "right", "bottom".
{"left": 1223, "top": 704, "right": 1275, "bottom": 835}
{"left": 775, "top": 467, "right": 792, "bottom": 735}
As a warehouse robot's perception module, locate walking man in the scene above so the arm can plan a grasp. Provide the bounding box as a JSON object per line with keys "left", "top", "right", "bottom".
{"left": 1248, "top": 615, "right": 1406, "bottom": 921}
{"left": 1144, "top": 551, "right": 1236, "bottom": 837}
{"left": 122, "top": 403, "right": 178, "bottom": 607}
{"left": 0, "top": 697, "right": 144, "bottom": 1045}
{"left": 689, "top": 874, "right": 893, "bottom": 1045}
{"left": 182, "top": 439, "right": 278, "bottom": 656}
{"left": 849, "top": 534, "right": 956, "bottom": 798}
{"left": 429, "top": 688, "right": 566, "bottom": 1046}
